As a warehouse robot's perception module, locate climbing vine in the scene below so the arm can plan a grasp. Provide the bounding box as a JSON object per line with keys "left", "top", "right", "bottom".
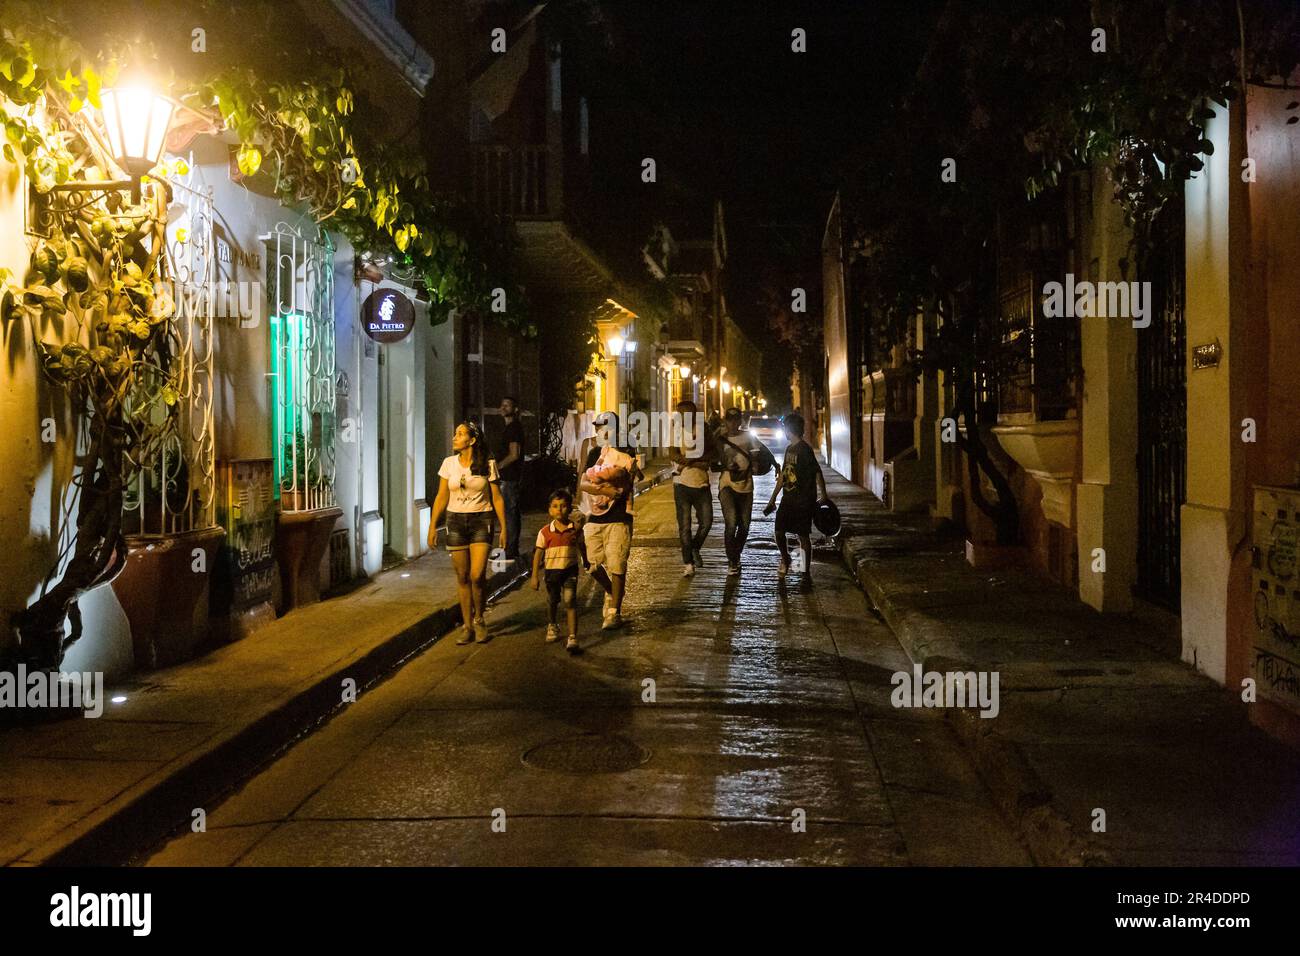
{"left": 199, "top": 66, "right": 529, "bottom": 330}
{"left": 0, "top": 7, "right": 535, "bottom": 667}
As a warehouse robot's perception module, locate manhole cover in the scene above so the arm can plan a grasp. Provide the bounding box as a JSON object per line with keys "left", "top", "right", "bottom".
{"left": 522, "top": 733, "right": 651, "bottom": 774}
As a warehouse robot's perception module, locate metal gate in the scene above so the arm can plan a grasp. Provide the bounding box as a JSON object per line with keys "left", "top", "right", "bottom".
{"left": 1136, "top": 194, "right": 1187, "bottom": 609}
{"left": 122, "top": 170, "right": 216, "bottom": 535}
{"left": 265, "top": 222, "right": 337, "bottom": 512}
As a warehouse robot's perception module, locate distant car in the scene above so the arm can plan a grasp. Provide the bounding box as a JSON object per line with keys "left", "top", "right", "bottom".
{"left": 745, "top": 416, "right": 787, "bottom": 454}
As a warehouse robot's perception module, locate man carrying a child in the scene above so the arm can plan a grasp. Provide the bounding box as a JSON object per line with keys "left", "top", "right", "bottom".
{"left": 577, "top": 413, "right": 642, "bottom": 630}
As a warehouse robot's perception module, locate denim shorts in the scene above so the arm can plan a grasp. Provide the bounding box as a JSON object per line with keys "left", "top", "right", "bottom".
{"left": 544, "top": 565, "right": 579, "bottom": 606}
{"left": 445, "top": 510, "right": 494, "bottom": 550}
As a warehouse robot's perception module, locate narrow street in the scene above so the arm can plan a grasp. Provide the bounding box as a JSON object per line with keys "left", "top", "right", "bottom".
{"left": 146, "top": 474, "right": 1027, "bottom": 866}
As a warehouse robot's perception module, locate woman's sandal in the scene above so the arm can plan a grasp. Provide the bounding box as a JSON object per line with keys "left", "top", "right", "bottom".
{"left": 456, "top": 626, "right": 475, "bottom": 646}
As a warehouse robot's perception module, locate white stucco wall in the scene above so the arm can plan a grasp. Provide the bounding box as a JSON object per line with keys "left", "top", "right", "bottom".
{"left": 1181, "top": 101, "right": 1249, "bottom": 683}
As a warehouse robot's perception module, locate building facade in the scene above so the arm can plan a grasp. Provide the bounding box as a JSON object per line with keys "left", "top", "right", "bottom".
{"left": 823, "top": 79, "right": 1300, "bottom": 748}
{"left": 0, "top": 0, "right": 498, "bottom": 683}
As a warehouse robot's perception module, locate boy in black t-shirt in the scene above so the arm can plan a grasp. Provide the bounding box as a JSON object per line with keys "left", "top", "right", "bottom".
{"left": 763, "top": 412, "right": 828, "bottom": 580}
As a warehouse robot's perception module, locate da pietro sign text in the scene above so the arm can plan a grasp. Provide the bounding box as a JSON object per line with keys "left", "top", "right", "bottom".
{"left": 361, "top": 288, "right": 415, "bottom": 343}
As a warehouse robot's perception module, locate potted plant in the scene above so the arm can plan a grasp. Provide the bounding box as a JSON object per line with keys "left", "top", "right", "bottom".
{"left": 274, "top": 428, "right": 340, "bottom": 613}
{"left": 278, "top": 428, "right": 324, "bottom": 512}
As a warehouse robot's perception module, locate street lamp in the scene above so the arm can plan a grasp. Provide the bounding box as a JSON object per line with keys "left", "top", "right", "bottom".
{"left": 100, "top": 86, "right": 175, "bottom": 181}
{"left": 607, "top": 335, "right": 625, "bottom": 356}
{"left": 707, "top": 378, "right": 718, "bottom": 389}
{"left": 679, "top": 364, "right": 691, "bottom": 378}
{"left": 43, "top": 82, "right": 178, "bottom": 207}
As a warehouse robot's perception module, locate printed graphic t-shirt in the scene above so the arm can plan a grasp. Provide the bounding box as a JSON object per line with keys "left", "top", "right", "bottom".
{"left": 719, "top": 430, "right": 766, "bottom": 495}
{"left": 780, "top": 441, "right": 821, "bottom": 510}
{"left": 439, "top": 455, "right": 499, "bottom": 513}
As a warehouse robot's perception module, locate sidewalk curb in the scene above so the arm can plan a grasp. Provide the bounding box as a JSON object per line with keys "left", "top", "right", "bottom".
{"left": 32, "top": 463, "right": 678, "bottom": 867}
{"left": 37, "top": 563, "right": 530, "bottom": 867}
{"left": 838, "top": 533, "right": 1112, "bottom": 867}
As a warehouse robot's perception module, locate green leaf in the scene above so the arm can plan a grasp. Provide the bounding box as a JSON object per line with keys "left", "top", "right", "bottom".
{"left": 237, "top": 143, "right": 262, "bottom": 177}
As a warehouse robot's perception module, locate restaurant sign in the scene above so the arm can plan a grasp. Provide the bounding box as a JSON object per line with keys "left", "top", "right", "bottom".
{"left": 361, "top": 287, "right": 416, "bottom": 343}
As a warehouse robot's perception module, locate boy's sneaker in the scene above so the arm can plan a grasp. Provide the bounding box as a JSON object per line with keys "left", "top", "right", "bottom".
{"left": 693, "top": 548, "right": 704, "bottom": 567}
{"left": 682, "top": 563, "right": 695, "bottom": 578}
{"left": 602, "top": 610, "right": 622, "bottom": 631}
{"left": 565, "top": 634, "right": 580, "bottom": 654}
{"left": 545, "top": 624, "right": 560, "bottom": 643}
{"left": 778, "top": 557, "right": 790, "bottom": 577}
{"left": 728, "top": 562, "right": 741, "bottom": 576}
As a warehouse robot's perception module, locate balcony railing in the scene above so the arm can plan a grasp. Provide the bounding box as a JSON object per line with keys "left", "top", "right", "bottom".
{"left": 473, "top": 145, "right": 551, "bottom": 218}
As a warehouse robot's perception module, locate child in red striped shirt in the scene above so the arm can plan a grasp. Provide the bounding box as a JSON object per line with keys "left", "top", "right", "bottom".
{"left": 531, "top": 488, "right": 588, "bottom": 653}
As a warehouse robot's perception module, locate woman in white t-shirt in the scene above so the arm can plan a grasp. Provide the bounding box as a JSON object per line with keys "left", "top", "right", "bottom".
{"left": 429, "top": 420, "right": 507, "bottom": 644}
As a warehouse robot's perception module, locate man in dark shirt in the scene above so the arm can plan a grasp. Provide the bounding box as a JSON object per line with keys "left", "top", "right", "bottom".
{"left": 497, "top": 396, "right": 526, "bottom": 558}
{"left": 578, "top": 414, "right": 643, "bottom": 630}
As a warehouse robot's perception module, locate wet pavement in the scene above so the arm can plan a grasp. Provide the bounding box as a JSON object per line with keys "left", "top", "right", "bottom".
{"left": 145, "top": 473, "right": 1029, "bottom": 866}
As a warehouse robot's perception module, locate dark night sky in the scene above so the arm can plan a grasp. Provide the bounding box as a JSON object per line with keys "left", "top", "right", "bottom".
{"left": 573, "top": 0, "right": 942, "bottom": 394}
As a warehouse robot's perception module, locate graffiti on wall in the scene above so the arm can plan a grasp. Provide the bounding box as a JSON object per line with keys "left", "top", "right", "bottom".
{"left": 214, "top": 459, "right": 277, "bottom": 614}
{"left": 1253, "top": 486, "right": 1300, "bottom": 713}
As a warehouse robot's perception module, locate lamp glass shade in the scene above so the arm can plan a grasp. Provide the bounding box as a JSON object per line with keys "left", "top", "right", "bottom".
{"left": 624, "top": 339, "right": 637, "bottom": 352}
{"left": 607, "top": 336, "right": 624, "bottom": 356}
{"left": 101, "top": 86, "right": 175, "bottom": 173}
{"left": 679, "top": 364, "right": 691, "bottom": 377}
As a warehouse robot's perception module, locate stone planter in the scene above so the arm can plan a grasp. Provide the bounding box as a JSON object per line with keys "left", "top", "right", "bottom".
{"left": 275, "top": 507, "right": 342, "bottom": 613}
{"left": 990, "top": 419, "right": 1081, "bottom": 528}
{"left": 965, "top": 539, "right": 1027, "bottom": 572}
{"left": 110, "top": 526, "right": 226, "bottom": 670}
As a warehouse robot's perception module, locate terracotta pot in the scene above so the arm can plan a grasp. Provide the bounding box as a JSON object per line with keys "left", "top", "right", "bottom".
{"left": 275, "top": 507, "right": 342, "bottom": 613}
{"left": 110, "top": 526, "right": 226, "bottom": 670}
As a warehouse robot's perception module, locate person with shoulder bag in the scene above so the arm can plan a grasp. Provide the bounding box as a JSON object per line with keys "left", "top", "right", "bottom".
{"left": 717, "top": 407, "right": 770, "bottom": 576}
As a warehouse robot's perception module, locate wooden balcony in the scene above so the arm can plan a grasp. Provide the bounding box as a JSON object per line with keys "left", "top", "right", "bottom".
{"left": 472, "top": 145, "right": 552, "bottom": 219}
